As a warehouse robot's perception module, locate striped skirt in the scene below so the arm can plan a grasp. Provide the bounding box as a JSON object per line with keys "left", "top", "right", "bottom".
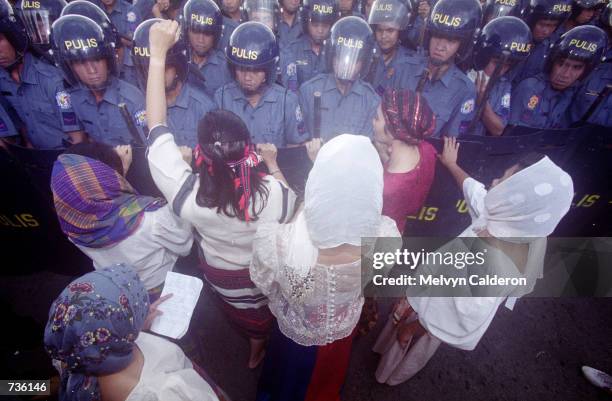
{"left": 199, "top": 256, "right": 273, "bottom": 339}
{"left": 256, "top": 323, "right": 355, "bottom": 401}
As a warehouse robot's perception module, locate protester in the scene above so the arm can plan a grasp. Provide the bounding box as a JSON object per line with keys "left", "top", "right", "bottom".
{"left": 145, "top": 20, "right": 298, "bottom": 369}
{"left": 373, "top": 88, "right": 436, "bottom": 233}
{"left": 43, "top": 264, "right": 227, "bottom": 401}
{"left": 250, "top": 134, "right": 401, "bottom": 400}
{"left": 50, "top": 142, "right": 193, "bottom": 301}
{"left": 373, "top": 137, "right": 574, "bottom": 385}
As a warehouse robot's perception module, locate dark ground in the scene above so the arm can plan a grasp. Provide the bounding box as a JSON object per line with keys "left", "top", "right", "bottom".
{"left": 2, "top": 263, "right": 612, "bottom": 401}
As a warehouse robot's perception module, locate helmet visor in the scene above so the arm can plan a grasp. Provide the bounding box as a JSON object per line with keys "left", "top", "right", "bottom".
{"left": 21, "top": 9, "right": 52, "bottom": 45}
{"left": 333, "top": 42, "right": 363, "bottom": 81}
{"left": 367, "top": 0, "right": 411, "bottom": 30}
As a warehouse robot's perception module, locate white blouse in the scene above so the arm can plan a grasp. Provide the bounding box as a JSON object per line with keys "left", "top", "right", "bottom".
{"left": 250, "top": 216, "right": 400, "bottom": 346}
{"left": 76, "top": 205, "right": 193, "bottom": 290}
{"left": 126, "top": 332, "right": 219, "bottom": 401}
{"left": 147, "top": 131, "right": 297, "bottom": 271}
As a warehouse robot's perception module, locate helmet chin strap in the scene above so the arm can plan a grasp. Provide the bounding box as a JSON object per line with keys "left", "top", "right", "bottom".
{"left": 5, "top": 52, "right": 25, "bottom": 73}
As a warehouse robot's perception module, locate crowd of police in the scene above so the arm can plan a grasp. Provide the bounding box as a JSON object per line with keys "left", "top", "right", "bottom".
{"left": 0, "top": 0, "right": 610, "bottom": 153}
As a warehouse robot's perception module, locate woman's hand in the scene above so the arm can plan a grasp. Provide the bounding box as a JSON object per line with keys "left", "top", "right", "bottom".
{"left": 142, "top": 293, "right": 173, "bottom": 331}
{"left": 115, "top": 144, "right": 133, "bottom": 175}
{"left": 392, "top": 298, "right": 413, "bottom": 325}
{"left": 149, "top": 20, "right": 180, "bottom": 58}
{"left": 256, "top": 143, "right": 279, "bottom": 170}
{"left": 437, "top": 136, "right": 460, "bottom": 168}
{"left": 305, "top": 138, "right": 322, "bottom": 162}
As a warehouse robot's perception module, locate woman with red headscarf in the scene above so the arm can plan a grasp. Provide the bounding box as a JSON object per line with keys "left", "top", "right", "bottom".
{"left": 373, "top": 88, "right": 437, "bottom": 234}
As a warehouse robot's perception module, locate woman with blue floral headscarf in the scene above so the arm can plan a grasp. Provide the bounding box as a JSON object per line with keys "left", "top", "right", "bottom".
{"left": 44, "top": 264, "right": 227, "bottom": 401}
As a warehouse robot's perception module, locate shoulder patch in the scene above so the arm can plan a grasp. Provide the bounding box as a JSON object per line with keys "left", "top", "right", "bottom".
{"left": 501, "top": 93, "right": 511, "bottom": 108}
{"left": 461, "top": 99, "right": 475, "bottom": 115}
{"left": 56, "top": 91, "right": 72, "bottom": 110}
{"left": 134, "top": 110, "right": 146, "bottom": 127}
{"left": 527, "top": 95, "right": 539, "bottom": 110}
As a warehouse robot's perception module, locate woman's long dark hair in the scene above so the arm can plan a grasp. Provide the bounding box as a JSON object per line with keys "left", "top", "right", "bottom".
{"left": 196, "top": 109, "right": 269, "bottom": 221}
{"left": 64, "top": 142, "right": 124, "bottom": 176}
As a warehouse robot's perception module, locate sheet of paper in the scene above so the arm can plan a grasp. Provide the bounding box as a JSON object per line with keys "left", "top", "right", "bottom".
{"left": 150, "top": 271, "right": 203, "bottom": 339}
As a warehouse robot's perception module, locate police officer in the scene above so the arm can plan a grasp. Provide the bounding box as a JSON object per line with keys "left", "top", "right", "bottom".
{"left": 182, "top": 0, "right": 232, "bottom": 97}
{"left": 0, "top": 0, "right": 82, "bottom": 148}
{"left": 218, "top": 0, "right": 241, "bottom": 52}
{"left": 243, "top": 0, "right": 281, "bottom": 33}
{"left": 401, "top": 0, "right": 434, "bottom": 53}
{"left": 469, "top": 16, "right": 532, "bottom": 135}
{"left": 280, "top": 0, "right": 338, "bottom": 90}
{"left": 510, "top": 25, "right": 607, "bottom": 129}
{"left": 511, "top": 0, "right": 572, "bottom": 84}
{"left": 568, "top": 21, "right": 610, "bottom": 126}
{"left": 17, "top": 0, "right": 65, "bottom": 63}
{"left": 338, "top": 0, "right": 365, "bottom": 18}
{"left": 52, "top": 14, "right": 147, "bottom": 145}
{"left": 394, "top": 0, "right": 480, "bottom": 137}
{"left": 482, "top": 0, "right": 523, "bottom": 25}
{"left": 298, "top": 16, "right": 380, "bottom": 140}
{"left": 215, "top": 21, "right": 308, "bottom": 147}
{"left": 133, "top": 18, "right": 217, "bottom": 147}
{"left": 555, "top": 0, "right": 605, "bottom": 39}
{"left": 279, "top": 0, "right": 302, "bottom": 47}
{"left": 367, "top": 0, "right": 415, "bottom": 95}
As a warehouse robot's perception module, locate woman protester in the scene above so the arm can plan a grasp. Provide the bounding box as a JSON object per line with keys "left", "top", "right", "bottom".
{"left": 145, "top": 20, "right": 297, "bottom": 369}
{"left": 373, "top": 137, "right": 574, "bottom": 385}
{"left": 44, "top": 264, "right": 228, "bottom": 401}
{"left": 51, "top": 142, "right": 193, "bottom": 302}
{"left": 373, "top": 88, "right": 437, "bottom": 234}
{"left": 250, "top": 134, "right": 401, "bottom": 401}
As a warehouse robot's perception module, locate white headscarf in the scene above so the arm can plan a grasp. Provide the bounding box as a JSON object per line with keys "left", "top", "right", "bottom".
{"left": 286, "top": 134, "right": 384, "bottom": 278}
{"left": 481, "top": 156, "right": 574, "bottom": 239}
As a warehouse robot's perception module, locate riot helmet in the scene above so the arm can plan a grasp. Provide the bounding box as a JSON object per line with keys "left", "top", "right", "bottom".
{"left": 0, "top": 0, "right": 28, "bottom": 69}
{"left": 368, "top": 0, "right": 415, "bottom": 30}
{"left": 473, "top": 16, "right": 532, "bottom": 70}
{"left": 242, "top": 0, "right": 280, "bottom": 32}
{"left": 182, "top": 0, "right": 224, "bottom": 54}
{"left": 299, "top": 0, "right": 339, "bottom": 43}
{"left": 18, "top": 0, "right": 66, "bottom": 61}
{"left": 325, "top": 16, "right": 376, "bottom": 81}
{"left": 61, "top": 0, "right": 119, "bottom": 48}
{"left": 569, "top": 0, "right": 604, "bottom": 25}
{"left": 546, "top": 24, "right": 608, "bottom": 77}
{"left": 426, "top": 0, "right": 483, "bottom": 63}
{"left": 483, "top": 0, "right": 523, "bottom": 24}
{"left": 522, "top": 0, "right": 573, "bottom": 28}
{"left": 226, "top": 21, "right": 279, "bottom": 83}
{"left": 132, "top": 18, "right": 189, "bottom": 93}
{"left": 51, "top": 14, "right": 117, "bottom": 89}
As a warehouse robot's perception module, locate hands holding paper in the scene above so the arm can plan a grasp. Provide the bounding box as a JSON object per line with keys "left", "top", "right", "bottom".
{"left": 143, "top": 294, "right": 173, "bottom": 331}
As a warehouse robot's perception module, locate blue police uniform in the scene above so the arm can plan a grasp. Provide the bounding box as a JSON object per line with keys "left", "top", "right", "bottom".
{"left": 369, "top": 45, "right": 412, "bottom": 96}
{"left": 67, "top": 78, "right": 147, "bottom": 145}
{"left": 191, "top": 48, "right": 233, "bottom": 98}
{"left": 278, "top": 15, "right": 303, "bottom": 47}
{"left": 471, "top": 74, "right": 512, "bottom": 136}
{"left": 280, "top": 35, "right": 327, "bottom": 92}
{"left": 214, "top": 81, "right": 309, "bottom": 146}
{"left": 298, "top": 73, "right": 380, "bottom": 141}
{"left": 0, "top": 53, "right": 78, "bottom": 149}
{"left": 0, "top": 103, "right": 18, "bottom": 138}
{"left": 569, "top": 61, "right": 612, "bottom": 127}
{"left": 511, "top": 37, "right": 553, "bottom": 85}
{"left": 98, "top": 0, "right": 133, "bottom": 73}
{"left": 394, "top": 55, "right": 476, "bottom": 137}
{"left": 218, "top": 17, "right": 239, "bottom": 51}
{"left": 168, "top": 81, "right": 217, "bottom": 147}
{"left": 509, "top": 73, "right": 576, "bottom": 129}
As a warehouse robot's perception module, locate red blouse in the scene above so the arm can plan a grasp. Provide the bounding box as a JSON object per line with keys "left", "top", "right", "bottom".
{"left": 382, "top": 141, "right": 437, "bottom": 234}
